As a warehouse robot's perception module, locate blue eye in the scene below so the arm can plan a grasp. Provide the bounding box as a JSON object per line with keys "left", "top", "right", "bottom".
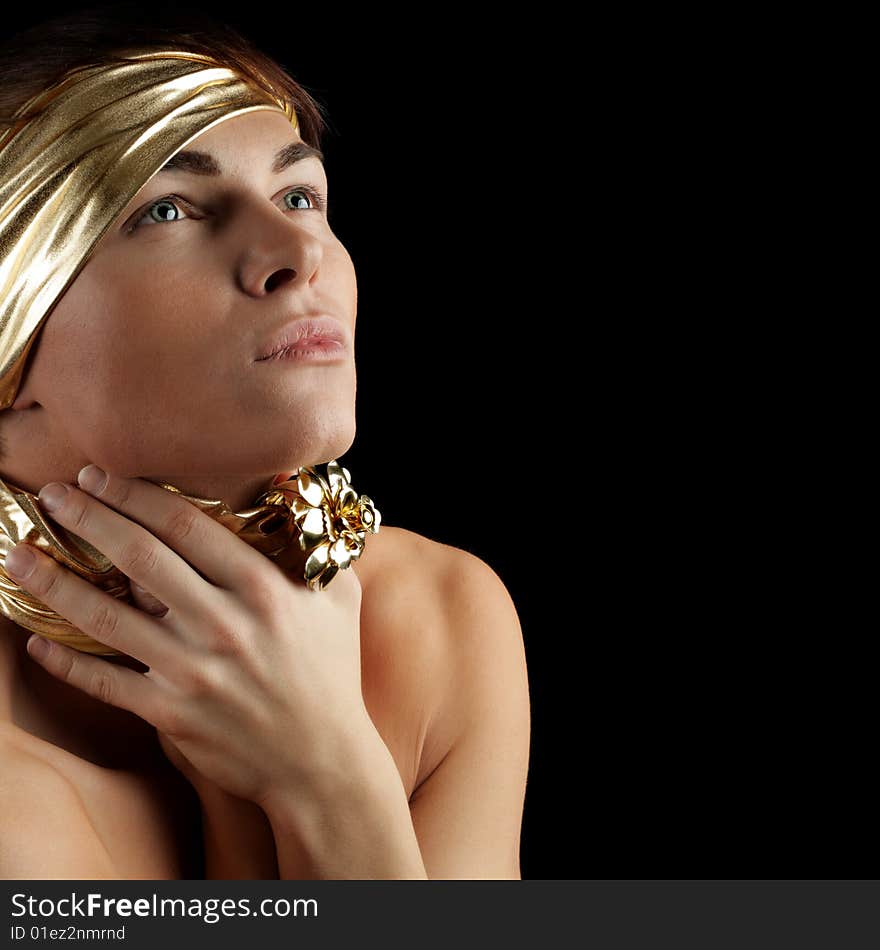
{"left": 281, "top": 186, "right": 328, "bottom": 213}
{"left": 129, "top": 185, "right": 329, "bottom": 232}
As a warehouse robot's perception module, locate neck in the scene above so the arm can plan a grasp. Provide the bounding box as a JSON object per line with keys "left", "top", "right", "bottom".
{"left": 0, "top": 402, "right": 302, "bottom": 512}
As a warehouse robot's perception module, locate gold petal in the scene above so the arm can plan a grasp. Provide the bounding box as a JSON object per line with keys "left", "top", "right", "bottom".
{"left": 360, "top": 497, "right": 381, "bottom": 532}
{"left": 297, "top": 470, "right": 327, "bottom": 508}
{"left": 338, "top": 485, "right": 358, "bottom": 514}
{"left": 304, "top": 543, "right": 330, "bottom": 582}
{"left": 327, "top": 460, "right": 348, "bottom": 494}
{"left": 291, "top": 496, "right": 314, "bottom": 517}
{"left": 315, "top": 562, "right": 339, "bottom": 591}
{"left": 300, "top": 507, "right": 328, "bottom": 545}
{"left": 330, "top": 536, "right": 352, "bottom": 569}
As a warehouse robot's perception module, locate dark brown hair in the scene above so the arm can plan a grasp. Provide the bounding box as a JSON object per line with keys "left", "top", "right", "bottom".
{"left": 0, "top": 4, "right": 329, "bottom": 141}
{"left": 0, "top": 4, "right": 330, "bottom": 461}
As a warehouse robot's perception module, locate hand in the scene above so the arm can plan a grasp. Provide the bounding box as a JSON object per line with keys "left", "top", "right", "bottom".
{"left": 4, "top": 466, "right": 376, "bottom": 808}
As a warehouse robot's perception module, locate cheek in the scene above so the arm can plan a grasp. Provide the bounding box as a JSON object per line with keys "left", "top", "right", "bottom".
{"left": 35, "top": 297, "right": 191, "bottom": 422}
{"left": 71, "top": 264, "right": 203, "bottom": 368}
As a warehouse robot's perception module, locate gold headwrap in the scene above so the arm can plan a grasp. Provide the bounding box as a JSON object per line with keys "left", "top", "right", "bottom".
{"left": 0, "top": 49, "right": 381, "bottom": 654}
{"left": 0, "top": 46, "right": 298, "bottom": 410}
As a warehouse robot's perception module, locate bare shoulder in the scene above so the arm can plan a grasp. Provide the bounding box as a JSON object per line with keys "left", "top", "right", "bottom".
{"left": 353, "top": 522, "right": 455, "bottom": 584}
{"left": 354, "top": 523, "right": 503, "bottom": 637}
{"left": 354, "top": 522, "right": 501, "bottom": 586}
{"left": 353, "top": 524, "right": 525, "bottom": 795}
{"left": 0, "top": 728, "right": 80, "bottom": 801}
{"left": 0, "top": 731, "right": 117, "bottom": 878}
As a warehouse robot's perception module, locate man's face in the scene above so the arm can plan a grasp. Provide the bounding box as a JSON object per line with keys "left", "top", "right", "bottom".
{"left": 8, "top": 109, "right": 358, "bottom": 487}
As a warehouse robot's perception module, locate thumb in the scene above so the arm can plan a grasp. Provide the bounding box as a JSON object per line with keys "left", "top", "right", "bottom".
{"left": 268, "top": 471, "right": 298, "bottom": 489}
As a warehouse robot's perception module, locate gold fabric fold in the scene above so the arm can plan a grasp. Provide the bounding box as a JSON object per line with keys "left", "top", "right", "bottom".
{"left": 0, "top": 46, "right": 298, "bottom": 411}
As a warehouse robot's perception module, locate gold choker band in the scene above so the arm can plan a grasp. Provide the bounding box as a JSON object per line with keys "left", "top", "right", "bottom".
{"left": 0, "top": 461, "right": 381, "bottom": 655}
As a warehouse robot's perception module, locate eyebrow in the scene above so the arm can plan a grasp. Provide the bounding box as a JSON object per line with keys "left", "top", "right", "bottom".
{"left": 157, "top": 141, "right": 324, "bottom": 176}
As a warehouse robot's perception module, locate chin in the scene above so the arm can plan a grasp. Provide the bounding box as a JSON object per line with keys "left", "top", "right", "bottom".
{"left": 304, "top": 417, "right": 357, "bottom": 466}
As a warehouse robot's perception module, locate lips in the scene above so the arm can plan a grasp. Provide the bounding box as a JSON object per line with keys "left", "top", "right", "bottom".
{"left": 256, "top": 315, "right": 348, "bottom": 361}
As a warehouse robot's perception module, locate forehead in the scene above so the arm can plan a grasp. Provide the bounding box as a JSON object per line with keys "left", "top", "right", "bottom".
{"left": 155, "top": 112, "right": 321, "bottom": 185}
{"left": 154, "top": 110, "right": 324, "bottom": 180}
{"left": 181, "top": 108, "right": 301, "bottom": 154}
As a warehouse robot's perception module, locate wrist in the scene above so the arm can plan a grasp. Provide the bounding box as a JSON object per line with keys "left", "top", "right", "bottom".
{"left": 258, "top": 715, "right": 426, "bottom": 879}
{"left": 258, "top": 706, "right": 393, "bottom": 822}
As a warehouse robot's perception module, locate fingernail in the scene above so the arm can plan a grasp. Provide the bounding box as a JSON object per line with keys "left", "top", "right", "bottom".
{"left": 77, "top": 464, "right": 107, "bottom": 494}
{"left": 27, "top": 634, "right": 49, "bottom": 658}
{"left": 273, "top": 471, "right": 297, "bottom": 486}
{"left": 38, "top": 482, "right": 70, "bottom": 512}
{"left": 5, "top": 545, "right": 36, "bottom": 579}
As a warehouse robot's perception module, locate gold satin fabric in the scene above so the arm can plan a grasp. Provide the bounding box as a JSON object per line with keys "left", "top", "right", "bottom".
{"left": 0, "top": 46, "right": 298, "bottom": 411}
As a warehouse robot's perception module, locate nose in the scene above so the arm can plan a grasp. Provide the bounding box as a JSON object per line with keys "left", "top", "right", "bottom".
{"left": 236, "top": 204, "right": 324, "bottom": 296}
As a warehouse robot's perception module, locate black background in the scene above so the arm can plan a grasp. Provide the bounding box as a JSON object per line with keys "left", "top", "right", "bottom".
{"left": 5, "top": 5, "right": 873, "bottom": 882}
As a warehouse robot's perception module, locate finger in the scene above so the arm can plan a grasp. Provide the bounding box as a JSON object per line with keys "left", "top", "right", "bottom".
{"left": 76, "top": 466, "right": 273, "bottom": 590}
{"left": 6, "top": 542, "right": 182, "bottom": 674}
{"left": 24, "top": 633, "right": 166, "bottom": 729}
{"left": 130, "top": 581, "right": 169, "bottom": 617}
{"left": 35, "top": 474, "right": 226, "bottom": 628}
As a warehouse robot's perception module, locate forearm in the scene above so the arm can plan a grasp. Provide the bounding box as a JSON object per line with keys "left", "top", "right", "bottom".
{"left": 261, "top": 724, "right": 428, "bottom": 880}
{"left": 197, "top": 786, "right": 280, "bottom": 880}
